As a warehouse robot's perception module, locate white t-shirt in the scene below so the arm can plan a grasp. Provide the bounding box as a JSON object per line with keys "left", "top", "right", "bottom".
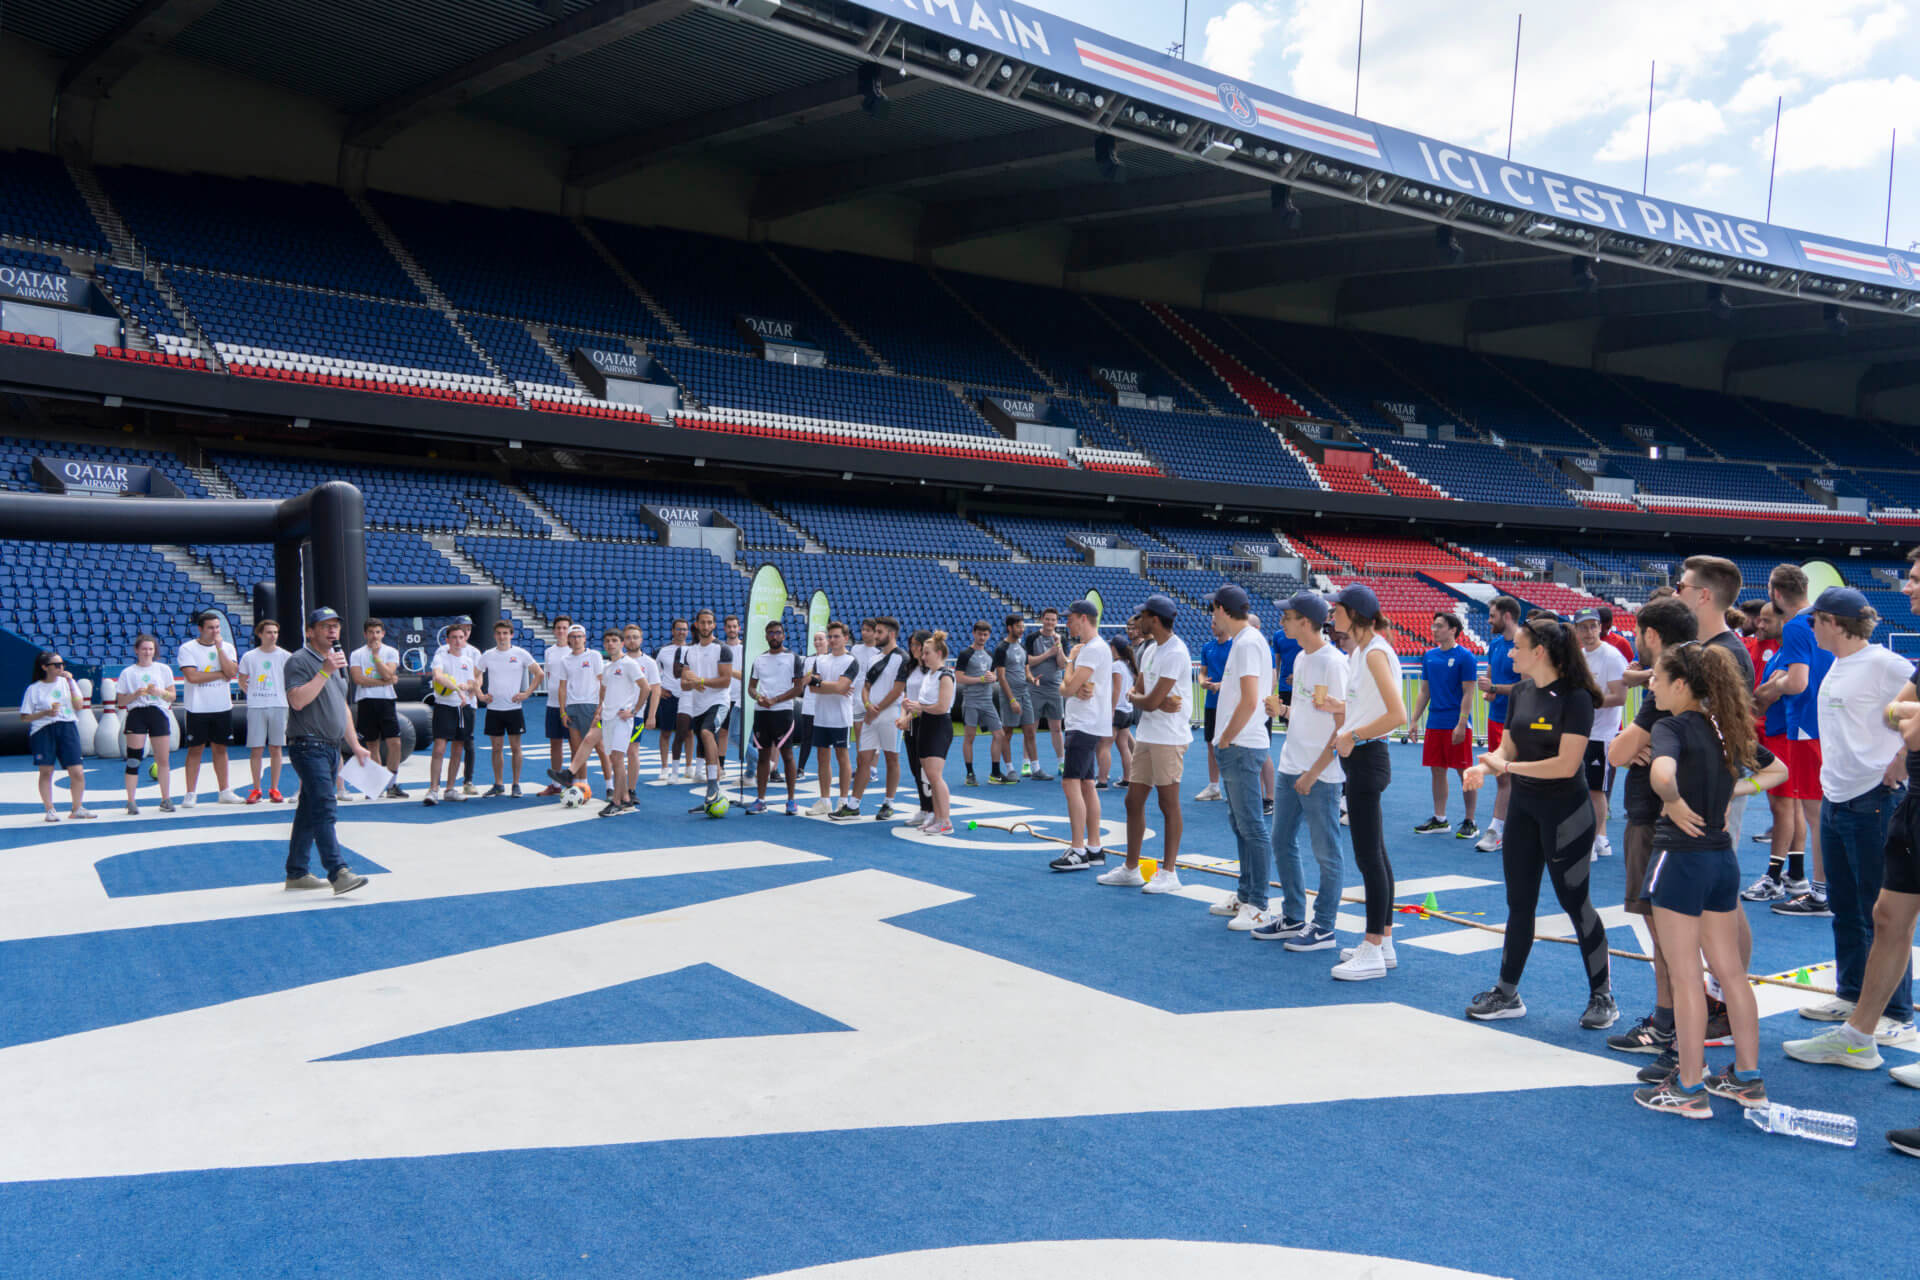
{"left": 476, "top": 645, "right": 535, "bottom": 702}
{"left": 1132, "top": 635, "right": 1192, "bottom": 746}
{"left": 752, "top": 651, "right": 803, "bottom": 704}
{"left": 237, "top": 648, "right": 291, "bottom": 710}
{"left": 678, "top": 640, "right": 735, "bottom": 716}
{"left": 1279, "top": 644, "right": 1347, "bottom": 783}
{"left": 601, "top": 655, "right": 645, "bottom": 721}
{"left": 634, "top": 652, "right": 661, "bottom": 693}
{"left": 350, "top": 644, "right": 399, "bottom": 701}
{"left": 20, "top": 677, "right": 79, "bottom": 735}
{"left": 910, "top": 666, "right": 952, "bottom": 713}
{"left": 654, "top": 644, "right": 685, "bottom": 697}
{"left": 1064, "top": 634, "right": 1114, "bottom": 736}
{"left": 1111, "top": 656, "right": 1134, "bottom": 714}
{"left": 1213, "top": 626, "right": 1275, "bottom": 750}
{"left": 555, "top": 648, "right": 605, "bottom": 707}
{"left": 432, "top": 647, "right": 480, "bottom": 709}
{"left": 810, "top": 653, "right": 859, "bottom": 728}
{"left": 544, "top": 642, "right": 572, "bottom": 694}
{"left": 1817, "top": 643, "right": 1914, "bottom": 803}
{"left": 800, "top": 655, "right": 822, "bottom": 717}
{"left": 176, "top": 638, "right": 236, "bottom": 713}
{"left": 1583, "top": 641, "right": 1630, "bottom": 742}
{"left": 861, "top": 647, "right": 905, "bottom": 715}
{"left": 119, "top": 661, "right": 174, "bottom": 709}
{"left": 1346, "top": 634, "right": 1397, "bottom": 737}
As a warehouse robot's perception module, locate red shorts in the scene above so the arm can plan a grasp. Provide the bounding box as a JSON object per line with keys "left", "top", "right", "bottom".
{"left": 1488, "top": 721, "right": 1505, "bottom": 752}
{"left": 1423, "top": 726, "right": 1474, "bottom": 770}
{"left": 1779, "top": 737, "right": 1824, "bottom": 801}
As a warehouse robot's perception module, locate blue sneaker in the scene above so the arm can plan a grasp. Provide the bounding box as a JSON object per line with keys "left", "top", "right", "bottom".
{"left": 784, "top": 799, "right": 799, "bottom": 816}
{"left": 1282, "top": 925, "right": 1339, "bottom": 952}
{"left": 1251, "top": 917, "right": 1312, "bottom": 942}
{"left": 746, "top": 799, "right": 767, "bottom": 815}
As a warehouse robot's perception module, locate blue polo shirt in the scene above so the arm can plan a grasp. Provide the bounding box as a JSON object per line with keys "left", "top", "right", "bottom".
{"left": 1485, "top": 633, "right": 1516, "bottom": 725}
{"left": 1777, "top": 610, "right": 1833, "bottom": 741}
{"left": 1272, "top": 633, "right": 1301, "bottom": 692}
{"left": 1760, "top": 642, "right": 1790, "bottom": 738}
{"left": 1421, "top": 643, "right": 1478, "bottom": 731}
{"left": 1201, "top": 637, "right": 1229, "bottom": 709}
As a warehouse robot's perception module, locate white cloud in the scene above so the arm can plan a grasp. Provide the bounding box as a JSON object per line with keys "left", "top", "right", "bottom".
{"left": 1200, "top": 2, "right": 1283, "bottom": 80}
{"left": 1595, "top": 98, "right": 1726, "bottom": 162}
{"left": 1758, "top": 75, "right": 1920, "bottom": 174}
{"left": 1726, "top": 71, "right": 1801, "bottom": 115}
{"left": 1670, "top": 159, "right": 1740, "bottom": 190}
{"left": 1756, "top": 3, "right": 1907, "bottom": 80}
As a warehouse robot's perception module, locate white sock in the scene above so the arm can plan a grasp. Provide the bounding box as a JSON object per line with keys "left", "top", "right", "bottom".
{"left": 1490, "top": 818, "right": 1505, "bottom": 835}
{"left": 706, "top": 764, "right": 718, "bottom": 782}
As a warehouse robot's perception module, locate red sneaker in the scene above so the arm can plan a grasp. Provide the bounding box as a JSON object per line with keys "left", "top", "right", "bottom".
{"left": 246, "top": 789, "right": 263, "bottom": 805}
{"left": 268, "top": 788, "right": 284, "bottom": 803}
{"left": 539, "top": 784, "right": 563, "bottom": 797}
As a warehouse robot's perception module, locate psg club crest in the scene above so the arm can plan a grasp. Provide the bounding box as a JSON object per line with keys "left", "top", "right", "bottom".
{"left": 1892, "top": 253, "right": 1914, "bottom": 286}
{"left": 1217, "top": 81, "right": 1257, "bottom": 128}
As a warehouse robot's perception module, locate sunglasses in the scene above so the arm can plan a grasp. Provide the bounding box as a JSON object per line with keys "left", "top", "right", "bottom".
{"left": 46, "top": 661, "right": 64, "bottom": 668}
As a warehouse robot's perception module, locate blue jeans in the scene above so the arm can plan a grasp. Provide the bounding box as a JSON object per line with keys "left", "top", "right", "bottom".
{"left": 287, "top": 737, "right": 346, "bottom": 881}
{"left": 1822, "top": 786, "right": 1912, "bottom": 1020}
{"left": 1220, "top": 744, "right": 1273, "bottom": 910}
{"left": 1273, "top": 773, "right": 1343, "bottom": 930}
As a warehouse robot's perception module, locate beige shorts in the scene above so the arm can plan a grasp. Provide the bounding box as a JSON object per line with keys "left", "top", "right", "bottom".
{"left": 1133, "top": 740, "right": 1188, "bottom": 788}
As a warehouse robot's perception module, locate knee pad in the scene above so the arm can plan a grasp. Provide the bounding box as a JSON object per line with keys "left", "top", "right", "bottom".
{"left": 125, "top": 744, "right": 143, "bottom": 775}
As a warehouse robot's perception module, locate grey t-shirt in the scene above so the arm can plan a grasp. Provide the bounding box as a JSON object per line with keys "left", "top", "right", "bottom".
{"left": 285, "top": 643, "right": 351, "bottom": 743}
{"left": 957, "top": 644, "right": 997, "bottom": 707}
{"left": 993, "top": 638, "right": 1029, "bottom": 692}
{"left": 1026, "top": 630, "right": 1066, "bottom": 689}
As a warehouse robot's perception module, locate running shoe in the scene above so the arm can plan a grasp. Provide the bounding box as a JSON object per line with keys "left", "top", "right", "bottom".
{"left": 1455, "top": 819, "right": 1479, "bottom": 841}
{"left": 1581, "top": 993, "right": 1621, "bottom": 1030}
{"left": 1876, "top": 1017, "right": 1916, "bottom": 1045}
{"left": 246, "top": 789, "right": 263, "bottom": 805}
{"left": 1096, "top": 864, "right": 1147, "bottom": 887}
{"left": 182, "top": 793, "right": 197, "bottom": 808}
{"left": 745, "top": 799, "right": 767, "bottom": 815}
{"left": 1413, "top": 817, "right": 1450, "bottom": 835}
{"left": 1094, "top": 780, "right": 1111, "bottom": 791}
{"left": 1341, "top": 939, "right": 1398, "bottom": 969}
{"left": 1891, "top": 1062, "right": 1920, "bottom": 1088}
{"left": 158, "top": 800, "right": 175, "bottom": 813}
{"left": 1889, "top": 1128, "right": 1920, "bottom": 1158}
{"left": 444, "top": 789, "right": 465, "bottom": 803}
{"left": 1262, "top": 798, "right": 1274, "bottom": 818}
{"left": 1049, "top": 849, "right": 1101, "bottom": 872}
{"left": 1194, "top": 783, "right": 1222, "bottom": 802}
{"left": 830, "top": 804, "right": 861, "bottom": 821}
{"left": 1772, "top": 893, "right": 1832, "bottom": 918}
{"left": 1740, "top": 873, "right": 1786, "bottom": 902}
{"left": 806, "top": 798, "right": 831, "bottom": 816}
{"left": 964, "top": 771, "right": 978, "bottom": 787}
{"left": 1634, "top": 1079, "right": 1711, "bottom": 1119}
{"left": 511, "top": 785, "right": 522, "bottom": 798}
{"left": 1783, "top": 1027, "right": 1883, "bottom": 1070}
{"left": 217, "top": 790, "right": 243, "bottom": 805}
{"left": 463, "top": 783, "right": 478, "bottom": 797}
{"left": 598, "top": 801, "right": 619, "bottom": 818}
{"left": 41, "top": 811, "right": 57, "bottom": 824}
{"left": 1799, "top": 996, "right": 1857, "bottom": 1022}
{"left": 1021, "top": 761, "right": 1032, "bottom": 777}
{"left": 1752, "top": 828, "right": 1773, "bottom": 843}
{"left": 546, "top": 767, "right": 573, "bottom": 789}
{"left": 1028, "top": 770, "right": 1053, "bottom": 782}
{"left": 1467, "top": 987, "right": 1527, "bottom": 1021}
{"left": 423, "top": 789, "right": 440, "bottom": 807}
{"left": 1474, "top": 829, "right": 1503, "bottom": 853}
{"left": 989, "top": 773, "right": 1016, "bottom": 786}
{"left": 1637, "top": 1048, "right": 1678, "bottom": 1084}
{"left": 1251, "top": 917, "right": 1314, "bottom": 942}
{"left": 539, "top": 784, "right": 562, "bottom": 797}
{"left": 875, "top": 802, "right": 895, "bottom": 820}
{"left": 485, "top": 784, "right": 506, "bottom": 798}
{"left": 924, "top": 820, "right": 954, "bottom": 836}
{"left": 1607, "top": 1016, "right": 1675, "bottom": 1055}
{"left": 1593, "top": 834, "right": 1613, "bottom": 859}
{"left": 785, "top": 799, "right": 799, "bottom": 816}
{"left": 268, "top": 788, "right": 284, "bottom": 803}
{"left": 1703, "top": 1006, "right": 1733, "bottom": 1047}
{"left": 1141, "top": 870, "right": 1183, "bottom": 894}
{"left": 1227, "top": 904, "right": 1275, "bottom": 933}
{"left": 1702, "top": 1067, "right": 1769, "bottom": 1109}
{"left": 385, "top": 784, "right": 407, "bottom": 799}
{"left": 1208, "top": 894, "right": 1244, "bottom": 917}
{"left": 125, "top": 801, "right": 139, "bottom": 816}
{"left": 1283, "top": 926, "right": 1339, "bottom": 952}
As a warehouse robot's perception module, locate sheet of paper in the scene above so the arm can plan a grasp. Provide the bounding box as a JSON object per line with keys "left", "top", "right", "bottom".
{"left": 339, "top": 756, "right": 393, "bottom": 798}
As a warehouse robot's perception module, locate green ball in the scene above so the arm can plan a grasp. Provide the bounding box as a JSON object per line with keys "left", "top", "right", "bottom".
{"left": 705, "top": 795, "right": 732, "bottom": 819}
{"left": 147, "top": 760, "right": 160, "bottom": 781}
{"left": 966, "top": 820, "right": 978, "bottom": 830}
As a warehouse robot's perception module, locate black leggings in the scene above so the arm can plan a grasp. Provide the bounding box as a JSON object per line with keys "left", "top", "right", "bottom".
{"left": 1500, "top": 779, "right": 1609, "bottom": 995}
{"left": 795, "top": 713, "right": 816, "bottom": 774}
{"left": 903, "top": 717, "right": 927, "bottom": 806}
{"left": 1345, "top": 741, "right": 1395, "bottom": 935}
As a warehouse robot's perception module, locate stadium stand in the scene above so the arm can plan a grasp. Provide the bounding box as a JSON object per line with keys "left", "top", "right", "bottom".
{"left": 0, "top": 149, "right": 108, "bottom": 256}
{"left": 1, "top": 435, "right": 207, "bottom": 497}
{"left": 938, "top": 273, "right": 1144, "bottom": 404}
{"left": 1087, "top": 298, "right": 1236, "bottom": 411}
{"left": 768, "top": 498, "right": 1011, "bottom": 560}
{"left": 1366, "top": 334, "right": 1597, "bottom": 450}
{"left": 1150, "top": 304, "right": 1318, "bottom": 421}
{"left": 459, "top": 538, "right": 748, "bottom": 647}
{"left": 760, "top": 552, "right": 1008, "bottom": 644}
{"left": 1107, "top": 408, "right": 1316, "bottom": 490}
{"left": 1363, "top": 436, "right": 1575, "bottom": 508}
{"left": 520, "top": 477, "right": 799, "bottom": 549}
{"left": 212, "top": 452, "right": 545, "bottom": 535}
{"left": 92, "top": 265, "right": 188, "bottom": 348}
{"left": 2, "top": 543, "right": 219, "bottom": 667}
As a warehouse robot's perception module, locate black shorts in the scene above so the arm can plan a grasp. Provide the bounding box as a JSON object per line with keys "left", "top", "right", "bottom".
{"left": 1276, "top": 688, "right": 1293, "bottom": 706}
{"left": 1583, "top": 741, "right": 1613, "bottom": 793}
{"left": 916, "top": 716, "right": 954, "bottom": 761}
{"left": 357, "top": 699, "right": 400, "bottom": 742}
{"left": 1063, "top": 730, "right": 1103, "bottom": 780}
{"left": 432, "top": 703, "right": 475, "bottom": 743}
{"left": 656, "top": 694, "right": 680, "bottom": 731}
{"left": 690, "top": 705, "right": 723, "bottom": 737}
{"left": 545, "top": 701, "right": 566, "bottom": 739}
{"left": 1885, "top": 788, "right": 1920, "bottom": 895}
{"left": 1645, "top": 846, "right": 1740, "bottom": 917}
{"left": 485, "top": 707, "right": 526, "bottom": 738}
{"left": 754, "top": 710, "right": 797, "bottom": 753}
{"left": 125, "top": 706, "right": 171, "bottom": 739}
{"left": 811, "top": 723, "right": 848, "bottom": 750}
{"left": 184, "top": 710, "right": 231, "bottom": 748}
{"left": 1203, "top": 704, "right": 1217, "bottom": 744}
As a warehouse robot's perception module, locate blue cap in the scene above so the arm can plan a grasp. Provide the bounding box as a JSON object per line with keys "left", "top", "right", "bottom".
{"left": 306, "top": 606, "right": 341, "bottom": 626}
{"left": 1211, "top": 583, "right": 1251, "bottom": 614}
{"left": 1572, "top": 607, "right": 1603, "bottom": 625}
{"left": 1135, "top": 593, "right": 1178, "bottom": 623}
{"left": 1067, "top": 600, "right": 1099, "bottom": 620}
{"left": 1283, "top": 591, "right": 1330, "bottom": 627}
{"left": 1332, "top": 583, "right": 1381, "bottom": 622}
{"left": 1814, "top": 586, "right": 1872, "bottom": 619}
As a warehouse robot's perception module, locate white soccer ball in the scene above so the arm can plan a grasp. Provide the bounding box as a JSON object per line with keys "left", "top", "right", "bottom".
{"left": 562, "top": 784, "right": 588, "bottom": 808}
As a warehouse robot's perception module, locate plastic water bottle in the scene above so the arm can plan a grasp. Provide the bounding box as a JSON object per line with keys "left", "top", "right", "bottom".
{"left": 1744, "top": 1103, "right": 1857, "bottom": 1147}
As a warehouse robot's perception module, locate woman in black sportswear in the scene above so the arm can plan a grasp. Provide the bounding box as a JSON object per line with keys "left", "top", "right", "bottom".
{"left": 897, "top": 628, "right": 933, "bottom": 822}
{"left": 1635, "top": 642, "right": 1784, "bottom": 1120}
{"left": 1463, "top": 616, "right": 1615, "bottom": 1028}
{"left": 901, "top": 631, "right": 957, "bottom": 834}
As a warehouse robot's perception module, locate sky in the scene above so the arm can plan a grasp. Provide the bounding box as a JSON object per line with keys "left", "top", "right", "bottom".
{"left": 1022, "top": 0, "right": 1920, "bottom": 251}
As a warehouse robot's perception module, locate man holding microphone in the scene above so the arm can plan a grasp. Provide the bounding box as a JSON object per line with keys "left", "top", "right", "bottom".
{"left": 282, "top": 607, "right": 371, "bottom": 896}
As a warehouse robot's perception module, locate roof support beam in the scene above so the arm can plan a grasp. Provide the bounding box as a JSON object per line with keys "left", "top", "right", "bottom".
{"left": 1858, "top": 358, "right": 1920, "bottom": 400}
{"left": 1069, "top": 203, "right": 1407, "bottom": 272}
{"left": 918, "top": 170, "right": 1268, "bottom": 251}
{"left": 1464, "top": 281, "right": 1772, "bottom": 335}
{"left": 568, "top": 70, "right": 940, "bottom": 189}
{"left": 1204, "top": 229, "right": 1517, "bottom": 295}
{"left": 1323, "top": 253, "right": 1569, "bottom": 315}
{"left": 1591, "top": 305, "right": 1823, "bottom": 355}
{"left": 1726, "top": 323, "right": 1920, "bottom": 374}
{"left": 751, "top": 124, "right": 1090, "bottom": 223}
{"left": 345, "top": 0, "right": 695, "bottom": 148}
{"left": 56, "top": 0, "right": 224, "bottom": 99}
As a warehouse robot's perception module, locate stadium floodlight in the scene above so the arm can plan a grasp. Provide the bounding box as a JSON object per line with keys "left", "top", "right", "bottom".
{"left": 998, "top": 63, "right": 1013, "bottom": 79}
{"left": 1270, "top": 184, "right": 1302, "bottom": 229}
{"left": 1092, "top": 94, "right": 1105, "bottom": 108}
{"left": 948, "top": 47, "right": 962, "bottom": 62}
{"left": 967, "top": 52, "right": 979, "bottom": 68}
{"left": 859, "top": 63, "right": 889, "bottom": 118}
{"left": 1175, "top": 122, "right": 1190, "bottom": 135}
{"left": 1434, "top": 225, "right": 1464, "bottom": 265}
{"left": 729, "top": 0, "right": 781, "bottom": 16}
{"left": 1823, "top": 303, "right": 1849, "bottom": 335}
{"left": 1094, "top": 135, "right": 1124, "bottom": 181}
{"left": 1199, "top": 138, "right": 1237, "bottom": 161}
{"left": 1571, "top": 258, "right": 1598, "bottom": 293}
{"left": 1706, "top": 284, "right": 1732, "bottom": 320}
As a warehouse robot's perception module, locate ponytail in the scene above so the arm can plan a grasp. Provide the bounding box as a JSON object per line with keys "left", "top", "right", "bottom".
{"left": 1657, "top": 643, "right": 1758, "bottom": 776}
{"left": 1520, "top": 616, "right": 1603, "bottom": 707}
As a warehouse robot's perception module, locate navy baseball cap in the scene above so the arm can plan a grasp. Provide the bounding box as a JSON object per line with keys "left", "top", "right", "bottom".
{"left": 1211, "top": 583, "right": 1251, "bottom": 613}
{"left": 1283, "top": 591, "right": 1330, "bottom": 627}
{"left": 306, "top": 606, "right": 341, "bottom": 626}
{"left": 1572, "top": 607, "right": 1603, "bottom": 625}
{"left": 450, "top": 614, "right": 474, "bottom": 628}
{"left": 1135, "top": 593, "right": 1178, "bottom": 623}
{"left": 1814, "top": 586, "right": 1872, "bottom": 619}
{"left": 1067, "top": 600, "right": 1099, "bottom": 620}
{"left": 1331, "top": 583, "right": 1381, "bottom": 621}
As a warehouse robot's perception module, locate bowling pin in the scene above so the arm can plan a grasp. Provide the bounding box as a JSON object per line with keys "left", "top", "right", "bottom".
{"left": 75, "top": 677, "right": 100, "bottom": 757}
{"left": 94, "top": 677, "right": 125, "bottom": 759}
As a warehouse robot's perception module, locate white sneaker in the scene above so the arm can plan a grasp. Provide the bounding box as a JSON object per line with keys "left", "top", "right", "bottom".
{"left": 1475, "top": 829, "right": 1502, "bottom": 852}
{"left": 1193, "top": 783, "right": 1222, "bottom": 802}
{"left": 1593, "top": 834, "right": 1613, "bottom": 858}
{"left": 905, "top": 809, "right": 928, "bottom": 827}
{"left": 182, "top": 792, "right": 197, "bottom": 808}
{"left": 1141, "top": 869, "right": 1183, "bottom": 894}
{"left": 1228, "top": 904, "right": 1274, "bottom": 932}
{"left": 1892, "top": 1061, "right": 1920, "bottom": 1088}
{"left": 1800, "top": 997, "right": 1857, "bottom": 1022}
{"left": 1876, "top": 1016, "right": 1917, "bottom": 1045}
{"left": 1332, "top": 940, "right": 1389, "bottom": 981}
{"left": 217, "top": 789, "right": 243, "bottom": 805}
{"left": 807, "top": 798, "right": 831, "bottom": 816}
{"left": 1097, "top": 864, "right": 1147, "bottom": 887}
{"left": 1209, "top": 894, "right": 1244, "bottom": 917}
{"left": 1341, "top": 939, "right": 1398, "bottom": 970}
